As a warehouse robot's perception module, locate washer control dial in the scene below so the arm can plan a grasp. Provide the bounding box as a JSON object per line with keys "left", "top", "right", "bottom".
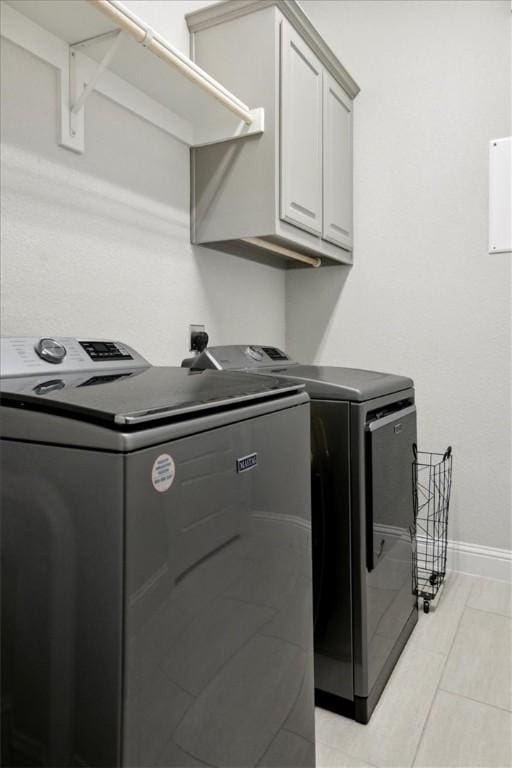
{"left": 245, "top": 345, "right": 264, "bottom": 362}
{"left": 35, "top": 338, "right": 67, "bottom": 364}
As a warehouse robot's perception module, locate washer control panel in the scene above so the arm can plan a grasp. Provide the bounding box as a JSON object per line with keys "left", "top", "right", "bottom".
{"left": 79, "top": 340, "right": 133, "bottom": 362}
{"left": 1, "top": 337, "right": 149, "bottom": 378}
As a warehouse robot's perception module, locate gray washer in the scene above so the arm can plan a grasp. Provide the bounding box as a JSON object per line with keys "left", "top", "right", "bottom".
{"left": 1, "top": 337, "right": 315, "bottom": 767}
{"left": 185, "top": 345, "right": 418, "bottom": 723}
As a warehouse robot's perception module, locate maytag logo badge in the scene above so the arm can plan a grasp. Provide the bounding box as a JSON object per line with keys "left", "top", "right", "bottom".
{"left": 237, "top": 453, "right": 258, "bottom": 473}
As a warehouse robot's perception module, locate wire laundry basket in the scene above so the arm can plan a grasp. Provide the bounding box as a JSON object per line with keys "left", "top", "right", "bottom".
{"left": 412, "top": 445, "right": 453, "bottom": 613}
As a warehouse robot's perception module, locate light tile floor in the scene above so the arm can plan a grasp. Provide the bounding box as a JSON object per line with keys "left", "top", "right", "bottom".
{"left": 315, "top": 573, "right": 512, "bottom": 768}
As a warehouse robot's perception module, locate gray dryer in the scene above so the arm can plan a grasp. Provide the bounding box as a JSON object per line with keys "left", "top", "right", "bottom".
{"left": 184, "top": 345, "right": 418, "bottom": 723}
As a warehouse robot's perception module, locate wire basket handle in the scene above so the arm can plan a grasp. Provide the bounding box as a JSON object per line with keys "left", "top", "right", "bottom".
{"left": 443, "top": 446, "right": 452, "bottom": 461}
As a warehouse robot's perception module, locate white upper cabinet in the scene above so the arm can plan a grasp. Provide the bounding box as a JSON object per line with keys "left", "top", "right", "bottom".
{"left": 280, "top": 23, "right": 323, "bottom": 236}
{"left": 187, "top": 1, "right": 360, "bottom": 268}
{"left": 323, "top": 72, "right": 353, "bottom": 250}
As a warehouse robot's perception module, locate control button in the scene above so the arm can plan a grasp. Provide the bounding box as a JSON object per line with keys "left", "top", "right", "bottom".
{"left": 35, "top": 338, "right": 67, "bottom": 364}
{"left": 245, "top": 346, "right": 264, "bottom": 362}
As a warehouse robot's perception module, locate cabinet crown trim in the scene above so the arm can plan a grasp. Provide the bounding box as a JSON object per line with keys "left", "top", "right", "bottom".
{"left": 186, "top": 0, "right": 360, "bottom": 99}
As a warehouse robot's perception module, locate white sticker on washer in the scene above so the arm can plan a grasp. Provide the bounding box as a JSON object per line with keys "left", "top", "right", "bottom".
{"left": 151, "top": 453, "right": 175, "bottom": 492}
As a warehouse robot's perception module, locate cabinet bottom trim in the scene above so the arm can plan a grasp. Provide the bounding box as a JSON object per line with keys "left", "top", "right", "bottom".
{"left": 242, "top": 237, "right": 321, "bottom": 267}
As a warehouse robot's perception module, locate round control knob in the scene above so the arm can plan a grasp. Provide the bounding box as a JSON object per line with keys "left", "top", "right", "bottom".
{"left": 245, "top": 345, "right": 264, "bottom": 362}
{"left": 35, "top": 338, "right": 67, "bottom": 364}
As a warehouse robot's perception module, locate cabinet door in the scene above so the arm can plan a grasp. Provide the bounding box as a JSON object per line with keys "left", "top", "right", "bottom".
{"left": 323, "top": 72, "right": 353, "bottom": 250}
{"left": 280, "top": 22, "right": 323, "bottom": 236}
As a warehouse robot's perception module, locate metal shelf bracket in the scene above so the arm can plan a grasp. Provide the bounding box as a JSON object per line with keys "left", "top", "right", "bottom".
{"left": 61, "top": 29, "right": 122, "bottom": 153}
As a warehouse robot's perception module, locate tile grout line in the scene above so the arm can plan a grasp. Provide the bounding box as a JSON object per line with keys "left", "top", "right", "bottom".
{"left": 315, "top": 635, "right": 447, "bottom": 767}
{"left": 436, "top": 686, "right": 512, "bottom": 715}
{"left": 315, "top": 736, "right": 379, "bottom": 768}
{"left": 314, "top": 720, "right": 379, "bottom": 766}
{"left": 439, "top": 582, "right": 512, "bottom": 713}
{"left": 463, "top": 604, "right": 512, "bottom": 620}
{"left": 410, "top": 577, "right": 475, "bottom": 767}
{"left": 317, "top": 575, "right": 495, "bottom": 768}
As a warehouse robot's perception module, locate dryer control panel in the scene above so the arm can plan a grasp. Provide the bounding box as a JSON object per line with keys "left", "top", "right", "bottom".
{"left": 185, "top": 345, "right": 298, "bottom": 371}
{"left": 0, "top": 337, "right": 149, "bottom": 378}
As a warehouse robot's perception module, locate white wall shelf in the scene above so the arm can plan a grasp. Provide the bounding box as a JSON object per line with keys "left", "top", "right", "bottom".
{"left": 1, "top": 0, "right": 265, "bottom": 154}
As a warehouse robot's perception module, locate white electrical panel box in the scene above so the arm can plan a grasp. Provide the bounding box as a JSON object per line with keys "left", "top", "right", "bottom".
{"left": 489, "top": 137, "right": 512, "bottom": 254}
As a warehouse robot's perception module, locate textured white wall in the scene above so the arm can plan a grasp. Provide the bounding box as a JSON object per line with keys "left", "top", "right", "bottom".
{"left": 2, "top": 0, "right": 510, "bottom": 553}
{"left": 287, "top": 0, "right": 511, "bottom": 551}
{"left": 0, "top": 0, "right": 285, "bottom": 366}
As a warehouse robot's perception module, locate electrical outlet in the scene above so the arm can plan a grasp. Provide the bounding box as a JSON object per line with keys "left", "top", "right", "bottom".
{"left": 189, "top": 324, "right": 208, "bottom": 352}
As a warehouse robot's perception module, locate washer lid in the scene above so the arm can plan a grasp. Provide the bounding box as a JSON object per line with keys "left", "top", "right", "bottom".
{"left": 0, "top": 366, "right": 304, "bottom": 426}
{"left": 252, "top": 365, "right": 413, "bottom": 401}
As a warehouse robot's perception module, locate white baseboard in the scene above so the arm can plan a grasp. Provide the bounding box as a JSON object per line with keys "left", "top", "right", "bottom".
{"left": 399, "top": 528, "right": 510, "bottom": 582}
{"left": 446, "top": 539, "right": 512, "bottom": 582}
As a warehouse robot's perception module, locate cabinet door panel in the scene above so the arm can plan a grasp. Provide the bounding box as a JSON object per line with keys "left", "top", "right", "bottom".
{"left": 280, "top": 22, "right": 323, "bottom": 236}
{"left": 323, "top": 73, "right": 353, "bottom": 250}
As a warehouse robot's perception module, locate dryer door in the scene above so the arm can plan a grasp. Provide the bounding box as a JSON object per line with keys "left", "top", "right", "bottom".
{"left": 364, "top": 405, "right": 417, "bottom": 694}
